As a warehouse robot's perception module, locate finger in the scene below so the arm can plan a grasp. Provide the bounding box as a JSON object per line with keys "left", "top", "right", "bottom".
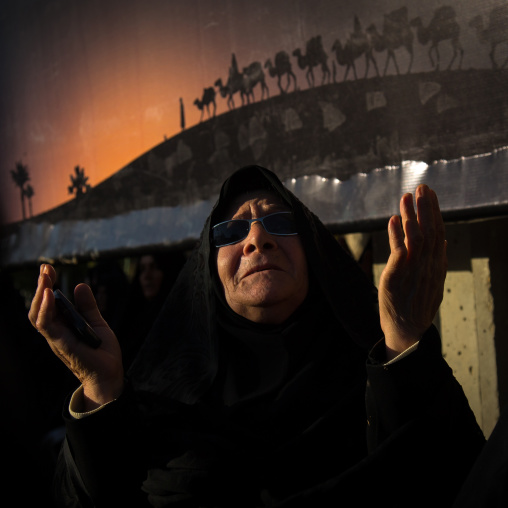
{"left": 430, "top": 189, "right": 448, "bottom": 284}
{"left": 387, "top": 214, "right": 406, "bottom": 258}
{"left": 430, "top": 188, "right": 446, "bottom": 253}
{"left": 416, "top": 185, "right": 436, "bottom": 258}
{"left": 400, "top": 193, "right": 423, "bottom": 261}
{"left": 36, "top": 286, "right": 56, "bottom": 337}
{"left": 42, "top": 263, "right": 57, "bottom": 286}
{"left": 382, "top": 215, "right": 407, "bottom": 285}
{"left": 36, "top": 287, "right": 77, "bottom": 371}
{"left": 29, "top": 265, "right": 55, "bottom": 327}
{"left": 416, "top": 187, "right": 447, "bottom": 316}
{"left": 418, "top": 186, "right": 447, "bottom": 278}
{"left": 74, "top": 283, "right": 107, "bottom": 328}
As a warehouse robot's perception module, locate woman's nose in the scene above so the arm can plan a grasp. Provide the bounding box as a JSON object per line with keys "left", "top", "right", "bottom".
{"left": 243, "top": 221, "right": 277, "bottom": 253}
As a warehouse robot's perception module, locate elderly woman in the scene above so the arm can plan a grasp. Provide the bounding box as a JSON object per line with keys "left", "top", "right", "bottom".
{"left": 30, "top": 165, "right": 484, "bottom": 507}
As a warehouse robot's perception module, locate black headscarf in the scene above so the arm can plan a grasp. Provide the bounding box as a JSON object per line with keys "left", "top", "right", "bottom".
{"left": 127, "top": 165, "right": 382, "bottom": 405}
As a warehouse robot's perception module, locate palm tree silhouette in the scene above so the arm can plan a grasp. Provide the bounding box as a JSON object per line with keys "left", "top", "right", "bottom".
{"left": 24, "top": 184, "right": 35, "bottom": 218}
{"left": 10, "top": 161, "right": 30, "bottom": 220}
{"left": 68, "top": 165, "right": 91, "bottom": 198}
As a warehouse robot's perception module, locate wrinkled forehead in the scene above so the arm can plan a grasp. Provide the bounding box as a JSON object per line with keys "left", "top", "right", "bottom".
{"left": 220, "top": 190, "right": 290, "bottom": 221}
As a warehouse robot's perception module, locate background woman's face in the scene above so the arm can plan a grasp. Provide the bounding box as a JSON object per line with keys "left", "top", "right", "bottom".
{"left": 216, "top": 190, "right": 309, "bottom": 324}
{"left": 139, "top": 255, "right": 165, "bottom": 301}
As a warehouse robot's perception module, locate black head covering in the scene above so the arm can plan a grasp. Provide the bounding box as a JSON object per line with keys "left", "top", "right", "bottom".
{"left": 127, "top": 165, "right": 382, "bottom": 404}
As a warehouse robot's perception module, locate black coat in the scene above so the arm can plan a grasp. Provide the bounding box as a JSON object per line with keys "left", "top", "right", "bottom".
{"left": 57, "top": 327, "right": 484, "bottom": 508}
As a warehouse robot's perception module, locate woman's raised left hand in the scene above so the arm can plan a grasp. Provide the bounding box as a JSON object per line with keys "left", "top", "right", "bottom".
{"left": 378, "top": 184, "right": 447, "bottom": 361}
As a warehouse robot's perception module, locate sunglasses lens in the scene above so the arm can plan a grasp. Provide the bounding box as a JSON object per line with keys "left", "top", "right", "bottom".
{"left": 213, "top": 220, "right": 249, "bottom": 247}
{"left": 264, "top": 213, "right": 297, "bottom": 234}
{"left": 213, "top": 213, "right": 297, "bottom": 247}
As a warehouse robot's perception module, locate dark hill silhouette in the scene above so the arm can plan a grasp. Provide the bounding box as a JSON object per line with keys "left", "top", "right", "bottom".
{"left": 9, "top": 69, "right": 508, "bottom": 229}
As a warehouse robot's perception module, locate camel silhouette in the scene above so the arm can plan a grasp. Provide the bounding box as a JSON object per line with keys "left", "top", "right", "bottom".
{"left": 215, "top": 54, "right": 269, "bottom": 109}
{"left": 331, "top": 15, "right": 379, "bottom": 81}
{"left": 214, "top": 53, "right": 245, "bottom": 109}
{"left": 265, "top": 51, "right": 297, "bottom": 93}
{"left": 193, "top": 87, "right": 216, "bottom": 122}
{"left": 242, "top": 61, "right": 269, "bottom": 102}
{"left": 214, "top": 77, "right": 244, "bottom": 110}
{"left": 469, "top": 5, "right": 508, "bottom": 69}
{"left": 411, "top": 6, "right": 463, "bottom": 71}
{"left": 293, "top": 35, "right": 331, "bottom": 87}
{"left": 367, "top": 6, "right": 414, "bottom": 76}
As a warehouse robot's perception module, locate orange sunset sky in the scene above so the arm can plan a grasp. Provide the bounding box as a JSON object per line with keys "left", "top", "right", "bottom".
{"left": 0, "top": 0, "right": 496, "bottom": 224}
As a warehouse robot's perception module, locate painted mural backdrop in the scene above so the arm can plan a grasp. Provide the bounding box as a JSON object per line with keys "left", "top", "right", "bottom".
{"left": 1, "top": 0, "right": 508, "bottom": 264}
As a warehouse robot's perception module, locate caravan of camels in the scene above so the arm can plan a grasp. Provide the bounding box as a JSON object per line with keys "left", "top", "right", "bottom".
{"left": 192, "top": 5, "right": 508, "bottom": 121}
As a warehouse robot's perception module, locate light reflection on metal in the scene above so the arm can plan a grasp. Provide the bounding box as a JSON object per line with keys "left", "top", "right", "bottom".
{"left": 285, "top": 147, "right": 508, "bottom": 230}
{"left": 401, "top": 161, "right": 429, "bottom": 196}
{"left": 2, "top": 148, "right": 508, "bottom": 266}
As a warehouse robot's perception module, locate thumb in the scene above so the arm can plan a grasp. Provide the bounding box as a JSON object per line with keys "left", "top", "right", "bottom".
{"left": 74, "top": 283, "right": 105, "bottom": 326}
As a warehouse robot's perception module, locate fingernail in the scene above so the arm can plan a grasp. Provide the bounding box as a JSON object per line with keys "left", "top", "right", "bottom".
{"left": 417, "top": 185, "right": 428, "bottom": 199}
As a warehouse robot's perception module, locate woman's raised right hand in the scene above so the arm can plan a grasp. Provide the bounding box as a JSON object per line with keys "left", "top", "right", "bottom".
{"left": 28, "top": 264, "right": 124, "bottom": 410}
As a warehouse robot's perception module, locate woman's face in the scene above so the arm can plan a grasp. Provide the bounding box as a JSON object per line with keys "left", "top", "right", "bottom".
{"left": 139, "top": 255, "right": 165, "bottom": 301}
{"left": 216, "top": 190, "right": 309, "bottom": 324}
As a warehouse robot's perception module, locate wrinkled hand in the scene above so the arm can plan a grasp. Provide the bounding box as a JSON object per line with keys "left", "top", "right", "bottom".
{"left": 28, "top": 264, "right": 124, "bottom": 410}
{"left": 379, "top": 185, "right": 447, "bottom": 360}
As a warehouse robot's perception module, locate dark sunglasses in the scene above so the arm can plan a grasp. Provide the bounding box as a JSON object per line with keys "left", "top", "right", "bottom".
{"left": 212, "top": 211, "right": 298, "bottom": 247}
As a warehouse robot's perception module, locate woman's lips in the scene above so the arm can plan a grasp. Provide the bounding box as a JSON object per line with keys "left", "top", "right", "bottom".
{"left": 243, "top": 264, "right": 281, "bottom": 278}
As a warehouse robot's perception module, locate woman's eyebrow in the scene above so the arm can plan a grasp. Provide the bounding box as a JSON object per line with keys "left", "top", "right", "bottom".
{"left": 231, "top": 206, "right": 289, "bottom": 220}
